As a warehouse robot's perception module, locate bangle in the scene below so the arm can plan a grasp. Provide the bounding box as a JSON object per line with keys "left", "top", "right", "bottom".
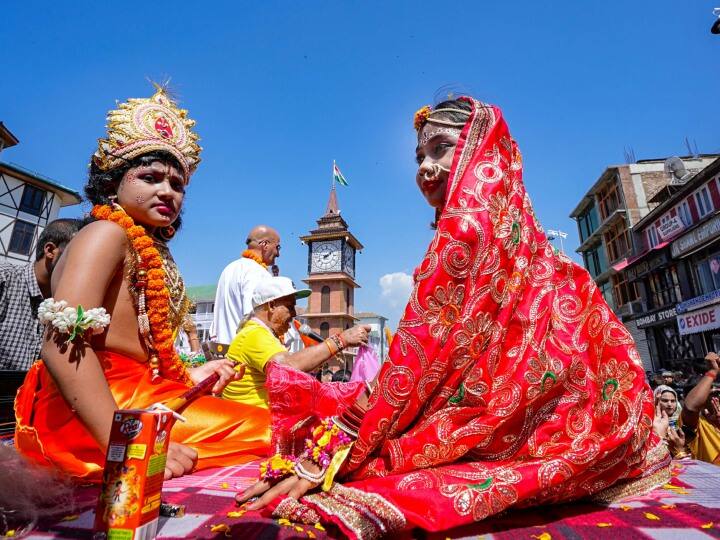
{"left": 294, "top": 461, "right": 326, "bottom": 484}
{"left": 672, "top": 451, "right": 691, "bottom": 460}
{"left": 330, "top": 334, "right": 345, "bottom": 352}
{"left": 324, "top": 338, "right": 339, "bottom": 356}
{"left": 705, "top": 371, "right": 718, "bottom": 379}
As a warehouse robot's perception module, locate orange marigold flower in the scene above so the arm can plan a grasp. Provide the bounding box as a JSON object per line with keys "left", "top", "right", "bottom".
{"left": 128, "top": 226, "right": 146, "bottom": 239}
{"left": 109, "top": 210, "right": 126, "bottom": 222}
{"left": 147, "top": 279, "right": 166, "bottom": 289}
{"left": 414, "top": 105, "right": 432, "bottom": 131}
{"left": 133, "top": 237, "right": 154, "bottom": 250}
{"left": 119, "top": 216, "right": 134, "bottom": 229}
{"left": 147, "top": 268, "right": 164, "bottom": 280}
{"left": 140, "top": 247, "right": 159, "bottom": 259}
{"left": 92, "top": 205, "right": 111, "bottom": 219}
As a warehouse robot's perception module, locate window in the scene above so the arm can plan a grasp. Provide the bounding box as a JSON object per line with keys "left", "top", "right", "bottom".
{"left": 19, "top": 185, "right": 46, "bottom": 216}
{"left": 578, "top": 205, "right": 599, "bottom": 243}
{"left": 647, "top": 226, "right": 659, "bottom": 249}
{"left": 694, "top": 186, "right": 713, "bottom": 218}
{"left": 345, "top": 287, "right": 350, "bottom": 313}
{"left": 646, "top": 267, "right": 682, "bottom": 309}
{"left": 612, "top": 272, "right": 638, "bottom": 308}
{"left": 320, "top": 322, "right": 330, "bottom": 339}
{"left": 599, "top": 280, "right": 615, "bottom": 312}
{"left": 596, "top": 180, "right": 621, "bottom": 221}
{"left": 678, "top": 200, "right": 692, "bottom": 227}
{"left": 321, "top": 286, "right": 331, "bottom": 312}
{"left": 8, "top": 220, "right": 36, "bottom": 255}
{"left": 583, "top": 245, "right": 607, "bottom": 278}
{"left": 694, "top": 252, "right": 720, "bottom": 294}
{"left": 604, "top": 220, "right": 631, "bottom": 262}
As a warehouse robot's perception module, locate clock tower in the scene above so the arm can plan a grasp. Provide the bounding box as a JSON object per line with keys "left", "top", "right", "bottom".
{"left": 301, "top": 187, "right": 362, "bottom": 362}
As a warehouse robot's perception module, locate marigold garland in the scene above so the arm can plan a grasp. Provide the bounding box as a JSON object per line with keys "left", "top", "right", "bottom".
{"left": 91, "top": 204, "right": 190, "bottom": 384}
{"left": 241, "top": 249, "right": 267, "bottom": 268}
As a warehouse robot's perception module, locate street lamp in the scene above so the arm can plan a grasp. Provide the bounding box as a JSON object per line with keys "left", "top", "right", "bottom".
{"left": 546, "top": 229, "right": 568, "bottom": 253}
{"left": 713, "top": 8, "right": 720, "bottom": 34}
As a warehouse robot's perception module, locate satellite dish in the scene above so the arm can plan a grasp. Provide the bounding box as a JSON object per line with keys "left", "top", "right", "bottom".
{"left": 664, "top": 157, "right": 692, "bottom": 185}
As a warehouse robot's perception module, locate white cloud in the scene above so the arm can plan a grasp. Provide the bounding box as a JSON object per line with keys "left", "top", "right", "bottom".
{"left": 379, "top": 272, "right": 414, "bottom": 308}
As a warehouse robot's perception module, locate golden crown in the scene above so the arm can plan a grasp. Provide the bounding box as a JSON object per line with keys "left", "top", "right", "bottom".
{"left": 93, "top": 85, "right": 201, "bottom": 180}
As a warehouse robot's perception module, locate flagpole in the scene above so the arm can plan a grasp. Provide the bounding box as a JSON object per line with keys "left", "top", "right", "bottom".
{"left": 332, "top": 160, "right": 336, "bottom": 190}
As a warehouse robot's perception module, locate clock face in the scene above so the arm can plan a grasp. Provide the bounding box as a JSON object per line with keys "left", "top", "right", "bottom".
{"left": 342, "top": 243, "right": 355, "bottom": 277}
{"left": 311, "top": 240, "right": 341, "bottom": 272}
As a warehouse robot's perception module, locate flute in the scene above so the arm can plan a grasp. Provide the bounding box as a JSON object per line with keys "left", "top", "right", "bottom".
{"left": 164, "top": 372, "right": 220, "bottom": 412}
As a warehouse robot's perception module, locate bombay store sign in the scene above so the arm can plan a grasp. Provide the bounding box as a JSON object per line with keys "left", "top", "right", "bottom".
{"left": 671, "top": 214, "right": 720, "bottom": 258}
{"left": 635, "top": 307, "right": 677, "bottom": 329}
{"left": 677, "top": 304, "right": 720, "bottom": 336}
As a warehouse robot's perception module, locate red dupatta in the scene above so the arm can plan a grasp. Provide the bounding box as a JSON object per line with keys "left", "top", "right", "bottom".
{"left": 269, "top": 99, "right": 669, "bottom": 538}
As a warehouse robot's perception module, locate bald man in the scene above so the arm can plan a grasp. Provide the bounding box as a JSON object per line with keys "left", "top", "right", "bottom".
{"left": 210, "top": 226, "right": 281, "bottom": 344}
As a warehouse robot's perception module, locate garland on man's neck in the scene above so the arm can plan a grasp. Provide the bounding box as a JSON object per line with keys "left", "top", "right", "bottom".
{"left": 242, "top": 249, "right": 267, "bottom": 268}
{"left": 91, "top": 204, "right": 190, "bottom": 384}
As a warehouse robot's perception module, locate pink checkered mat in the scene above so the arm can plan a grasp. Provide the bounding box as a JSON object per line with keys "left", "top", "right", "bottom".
{"left": 29, "top": 460, "right": 720, "bottom": 539}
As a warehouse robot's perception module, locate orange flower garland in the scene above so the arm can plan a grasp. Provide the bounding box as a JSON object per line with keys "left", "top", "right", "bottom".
{"left": 242, "top": 249, "right": 267, "bottom": 268}
{"left": 91, "top": 204, "right": 190, "bottom": 385}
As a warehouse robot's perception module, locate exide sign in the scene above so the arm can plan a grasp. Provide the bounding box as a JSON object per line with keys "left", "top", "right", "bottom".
{"left": 677, "top": 305, "right": 720, "bottom": 336}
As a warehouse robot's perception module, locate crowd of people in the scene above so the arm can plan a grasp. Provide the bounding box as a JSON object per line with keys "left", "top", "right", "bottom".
{"left": 650, "top": 355, "right": 720, "bottom": 464}
{"left": 0, "top": 85, "right": 717, "bottom": 538}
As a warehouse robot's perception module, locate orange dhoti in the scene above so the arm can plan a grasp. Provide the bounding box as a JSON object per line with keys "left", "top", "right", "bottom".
{"left": 15, "top": 351, "right": 270, "bottom": 482}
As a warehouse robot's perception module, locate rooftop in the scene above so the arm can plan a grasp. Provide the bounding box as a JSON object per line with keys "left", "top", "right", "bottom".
{"left": 0, "top": 161, "right": 81, "bottom": 206}
{"left": 0, "top": 122, "right": 19, "bottom": 150}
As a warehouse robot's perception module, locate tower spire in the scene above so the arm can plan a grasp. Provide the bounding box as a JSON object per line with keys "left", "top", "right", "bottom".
{"left": 325, "top": 185, "right": 340, "bottom": 216}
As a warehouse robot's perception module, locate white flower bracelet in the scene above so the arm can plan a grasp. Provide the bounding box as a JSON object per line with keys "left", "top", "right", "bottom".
{"left": 38, "top": 298, "right": 111, "bottom": 343}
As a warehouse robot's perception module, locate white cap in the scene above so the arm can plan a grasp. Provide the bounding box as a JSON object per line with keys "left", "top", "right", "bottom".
{"left": 252, "top": 276, "right": 311, "bottom": 309}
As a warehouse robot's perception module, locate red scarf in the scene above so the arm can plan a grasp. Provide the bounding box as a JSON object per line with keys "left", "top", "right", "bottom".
{"left": 268, "top": 99, "right": 668, "bottom": 537}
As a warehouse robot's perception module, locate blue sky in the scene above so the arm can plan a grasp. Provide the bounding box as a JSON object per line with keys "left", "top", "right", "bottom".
{"left": 2, "top": 1, "right": 718, "bottom": 328}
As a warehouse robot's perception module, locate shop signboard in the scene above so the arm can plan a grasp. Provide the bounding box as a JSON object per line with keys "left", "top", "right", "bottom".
{"left": 676, "top": 288, "right": 720, "bottom": 314}
{"left": 625, "top": 252, "right": 669, "bottom": 281}
{"left": 671, "top": 214, "right": 720, "bottom": 258}
{"left": 635, "top": 307, "right": 677, "bottom": 329}
{"left": 677, "top": 304, "right": 720, "bottom": 336}
{"left": 657, "top": 216, "right": 685, "bottom": 241}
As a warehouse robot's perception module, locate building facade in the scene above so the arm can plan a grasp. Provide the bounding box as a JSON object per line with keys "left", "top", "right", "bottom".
{"left": 355, "top": 311, "right": 389, "bottom": 361}
{"left": 621, "top": 156, "right": 720, "bottom": 371}
{"left": 0, "top": 124, "right": 82, "bottom": 265}
{"left": 570, "top": 156, "right": 718, "bottom": 371}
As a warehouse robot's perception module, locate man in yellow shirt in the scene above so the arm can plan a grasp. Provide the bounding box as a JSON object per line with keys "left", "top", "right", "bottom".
{"left": 222, "top": 276, "right": 371, "bottom": 408}
{"left": 678, "top": 352, "right": 720, "bottom": 464}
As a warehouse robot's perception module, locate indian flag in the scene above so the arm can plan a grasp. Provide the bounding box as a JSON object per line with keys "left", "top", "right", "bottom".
{"left": 333, "top": 162, "right": 349, "bottom": 186}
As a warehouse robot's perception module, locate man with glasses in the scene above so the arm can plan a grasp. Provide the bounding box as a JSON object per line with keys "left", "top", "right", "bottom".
{"left": 211, "top": 225, "right": 281, "bottom": 344}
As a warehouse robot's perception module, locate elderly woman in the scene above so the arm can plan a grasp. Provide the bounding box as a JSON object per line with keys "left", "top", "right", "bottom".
{"left": 239, "top": 98, "right": 670, "bottom": 538}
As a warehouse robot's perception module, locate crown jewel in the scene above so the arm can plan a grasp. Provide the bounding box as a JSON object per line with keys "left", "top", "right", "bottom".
{"left": 93, "top": 85, "right": 201, "bottom": 180}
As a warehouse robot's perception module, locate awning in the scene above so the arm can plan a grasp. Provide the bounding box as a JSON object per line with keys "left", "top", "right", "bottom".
{"left": 624, "top": 240, "right": 670, "bottom": 269}
{"left": 612, "top": 259, "right": 629, "bottom": 272}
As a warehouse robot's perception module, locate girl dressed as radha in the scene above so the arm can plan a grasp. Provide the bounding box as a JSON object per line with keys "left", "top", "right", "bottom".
{"left": 238, "top": 97, "right": 670, "bottom": 538}
{"left": 15, "top": 86, "right": 270, "bottom": 482}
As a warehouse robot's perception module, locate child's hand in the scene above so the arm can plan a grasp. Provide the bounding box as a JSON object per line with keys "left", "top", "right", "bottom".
{"left": 165, "top": 442, "right": 198, "bottom": 480}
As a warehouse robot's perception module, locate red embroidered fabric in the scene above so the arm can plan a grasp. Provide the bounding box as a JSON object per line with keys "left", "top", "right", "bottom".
{"left": 267, "top": 99, "right": 668, "bottom": 537}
